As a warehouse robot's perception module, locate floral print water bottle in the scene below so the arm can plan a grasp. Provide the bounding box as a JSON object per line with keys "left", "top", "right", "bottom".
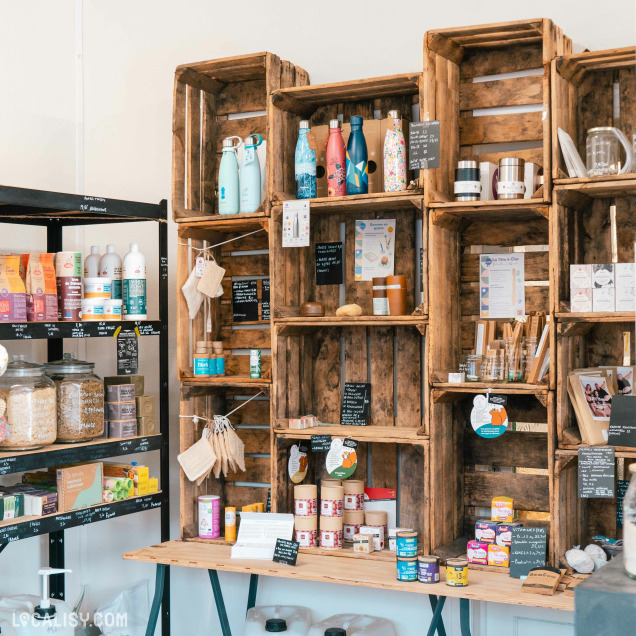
{"left": 383, "top": 110, "right": 407, "bottom": 192}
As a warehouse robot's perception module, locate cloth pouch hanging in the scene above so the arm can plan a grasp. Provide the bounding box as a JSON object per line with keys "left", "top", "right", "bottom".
{"left": 177, "top": 428, "right": 217, "bottom": 482}
{"left": 197, "top": 259, "right": 226, "bottom": 298}
{"left": 182, "top": 267, "right": 204, "bottom": 319}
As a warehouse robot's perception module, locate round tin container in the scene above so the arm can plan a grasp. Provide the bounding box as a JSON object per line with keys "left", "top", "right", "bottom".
{"left": 198, "top": 495, "right": 220, "bottom": 539}
{"left": 396, "top": 556, "right": 418, "bottom": 582}
{"left": 396, "top": 531, "right": 418, "bottom": 558}
{"left": 446, "top": 558, "right": 468, "bottom": 587}
{"left": 418, "top": 555, "right": 440, "bottom": 584}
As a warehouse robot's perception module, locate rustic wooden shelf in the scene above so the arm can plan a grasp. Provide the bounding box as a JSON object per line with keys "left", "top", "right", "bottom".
{"left": 274, "top": 315, "right": 427, "bottom": 335}
{"left": 556, "top": 311, "right": 636, "bottom": 324}
{"left": 175, "top": 211, "right": 270, "bottom": 231}
{"left": 274, "top": 424, "right": 427, "bottom": 444}
{"left": 180, "top": 375, "right": 271, "bottom": 389}
{"left": 432, "top": 382, "right": 549, "bottom": 403}
{"left": 430, "top": 199, "right": 549, "bottom": 230}
{"left": 555, "top": 177, "right": 636, "bottom": 208}
{"left": 557, "top": 446, "right": 636, "bottom": 459}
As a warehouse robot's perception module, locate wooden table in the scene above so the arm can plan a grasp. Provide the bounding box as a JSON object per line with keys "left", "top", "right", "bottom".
{"left": 124, "top": 540, "right": 574, "bottom": 635}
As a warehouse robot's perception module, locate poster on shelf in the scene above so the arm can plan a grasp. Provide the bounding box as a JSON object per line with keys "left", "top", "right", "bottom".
{"left": 326, "top": 438, "right": 358, "bottom": 479}
{"left": 354, "top": 219, "right": 395, "bottom": 281}
{"left": 470, "top": 394, "right": 508, "bottom": 439}
{"left": 282, "top": 200, "right": 310, "bottom": 247}
{"left": 479, "top": 253, "right": 525, "bottom": 319}
{"left": 288, "top": 443, "right": 309, "bottom": 484}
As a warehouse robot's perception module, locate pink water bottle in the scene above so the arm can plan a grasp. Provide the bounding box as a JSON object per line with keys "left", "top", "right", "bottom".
{"left": 326, "top": 119, "right": 347, "bottom": 197}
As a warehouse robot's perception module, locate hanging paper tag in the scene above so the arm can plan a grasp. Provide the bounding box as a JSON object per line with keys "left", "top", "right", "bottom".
{"left": 306, "top": 132, "right": 318, "bottom": 151}
{"left": 288, "top": 443, "right": 309, "bottom": 483}
{"left": 326, "top": 438, "right": 358, "bottom": 479}
{"left": 282, "top": 200, "right": 310, "bottom": 247}
{"left": 195, "top": 256, "right": 206, "bottom": 277}
{"left": 470, "top": 394, "right": 508, "bottom": 439}
{"left": 244, "top": 147, "right": 255, "bottom": 165}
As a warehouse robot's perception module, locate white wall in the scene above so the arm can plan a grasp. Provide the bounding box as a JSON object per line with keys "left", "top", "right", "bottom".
{"left": 0, "top": 1, "right": 634, "bottom": 634}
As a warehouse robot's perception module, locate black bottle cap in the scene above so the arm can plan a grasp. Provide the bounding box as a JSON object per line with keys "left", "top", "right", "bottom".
{"left": 325, "top": 629, "right": 347, "bottom": 636}
{"left": 266, "top": 618, "right": 288, "bottom": 632}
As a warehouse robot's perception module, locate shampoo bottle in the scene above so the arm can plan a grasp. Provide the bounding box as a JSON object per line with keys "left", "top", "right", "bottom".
{"left": 346, "top": 115, "right": 368, "bottom": 195}
{"left": 218, "top": 136, "right": 242, "bottom": 214}
{"left": 123, "top": 243, "right": 147, "bottom": 320}
{"left": 295, "top": 120, "right": 317, "bottom": 199}
{"left": 83, "top": 246, "right": 101, "bottom": 278}
{"left": 100, "top": 244, "right": 122, "bottom": 300}
{"left": 383, "top": 109, "right": 407, "bottom": 192}
{"left": 326, "top": 119, "right": 346, "bottom": 197}
{"left": 239, "top": 134, "right": 263, "bottom": 213}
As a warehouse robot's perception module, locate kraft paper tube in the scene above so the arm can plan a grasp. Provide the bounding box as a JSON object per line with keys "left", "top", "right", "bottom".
{"left": 320, "top": 515, "right": 343, "bottom": 530}
{"left": 343, "top": 479, "right": 364, "bottom": 494}
{"left": 321, "top": 486, "right": 344, "bottom": 500}
{"left": 343, "top": 510, "right": 364, "bottom": 524}
{"left": 365, "top": 510, "right": 388, "bottom": 525}
{"left": 294, "top": 484, "right": 317, "bottom": 498}
{"left": 321, "top": 478, "right": 342, "bottom": 487}
{"left": 295, "top": 515, "right": 318, "bottom": 530}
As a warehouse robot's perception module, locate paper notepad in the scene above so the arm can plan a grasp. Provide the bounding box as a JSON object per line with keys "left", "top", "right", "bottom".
{"left": 231, "top": 512, "right": 294, "bottom": 560}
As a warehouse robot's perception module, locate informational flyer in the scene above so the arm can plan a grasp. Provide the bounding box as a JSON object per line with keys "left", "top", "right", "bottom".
{"left": 479, "top": 253, "right": 525, "bottom": 319}
{"left": 282, "top": 200, "right": 310, "bottom": 247}
{"left": 354, "top": 219, "right": 395, "bottom": 281}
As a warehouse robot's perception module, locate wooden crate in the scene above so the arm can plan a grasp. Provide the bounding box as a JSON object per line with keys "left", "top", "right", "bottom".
{"left": 272, "top": 430, "right": 429, "bottom": 557}
{"left": 172, "top": 53, "right": 308, "bottom": 222}
{"left": 177, "top": 219, "right": 272, "bottom": 385}
{"left": 429, "top": 387, "right": 554, "bottom": 566}
{"left": 270, "top": 73, "right": 422, "bottom": 203}
{"left": 552, "top": 47, "right": 636, "bottom": 183}
{"left": 180, "top": 384, "right": 271, "bottom": 541}
{"left": 422, "top": 19, "right": 571, "bottom": 205}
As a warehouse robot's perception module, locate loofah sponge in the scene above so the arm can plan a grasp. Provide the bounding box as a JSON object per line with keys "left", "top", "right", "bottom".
{"left": 566, "top": 546, "right": 595, "bottom": 573}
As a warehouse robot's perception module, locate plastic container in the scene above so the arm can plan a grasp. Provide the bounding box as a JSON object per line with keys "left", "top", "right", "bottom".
{"left": 81, "top": 297, "right": 105, "bottom": 320}
{"left": 83, "top": 245, "right": 101, "bottom": 278}
{"left": 103, "top": 298, "right": 122, "bottom": 320}
{"left": 245, "top": 606, "right": 312, "bottom": 636}
{"left": 99, "top": 244, "right": 123, "bottom": 300}
{"left": 44, "top": 353, "right": 104, "bottom": 442}
{"left": 309, "top": 614, "right": 397, "bottom": 636}
{"left": 0, "top": 595, "right": 74, "bottom": 635}
{"left": 122, "top": 243, "right": 147, "bottom": 320}
{"left": 0, "top": 357, "right": 56, "bottom": 450}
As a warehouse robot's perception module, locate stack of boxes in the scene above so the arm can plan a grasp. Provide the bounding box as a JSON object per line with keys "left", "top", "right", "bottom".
{"left": 570, "top": 263, "right": 636, "bottom": 313}
{"left": 103, "top": 375, "right": 157, "bottom": 438}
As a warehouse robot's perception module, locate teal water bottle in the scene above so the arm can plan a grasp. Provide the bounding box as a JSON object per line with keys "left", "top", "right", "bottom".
{"left": 219, "top": 136, "right": 242, "bottom": 214}
{"left": 240, "top": 134, "right": 263, "bottom": 213}
{"left": 346, "top": 115, "right": 368, "bottom": 195}
{"left": 295, "top": 120, "right": 317, "bottom": 199}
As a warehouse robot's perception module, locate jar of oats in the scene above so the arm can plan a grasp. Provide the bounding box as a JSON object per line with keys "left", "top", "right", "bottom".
{"left": 44, "top": 353, "right": 104, "bottom": 442}
{"left": 0, "top": 356, "right": 57, "bottom": 450}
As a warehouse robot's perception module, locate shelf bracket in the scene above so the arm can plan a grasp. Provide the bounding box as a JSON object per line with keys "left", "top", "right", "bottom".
{"left": 271, "top": 91, "right": 316, "bottom": 118}
{"left": 535, "top": 392, "right": 548, "bottom": 408}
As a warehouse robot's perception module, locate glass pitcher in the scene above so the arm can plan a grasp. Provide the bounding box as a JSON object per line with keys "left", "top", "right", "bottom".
{"left": 586, "top": 127, "right": 633, "bottom": 176}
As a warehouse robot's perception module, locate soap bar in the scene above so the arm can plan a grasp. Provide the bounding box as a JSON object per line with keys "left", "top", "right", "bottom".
{"left": 335, "top": 304, "right": 363, "bottom": 317}
{"left": 107, "top": 401, "right": 137, "bottom": 420}
{"left": 104, "top": 375, "right": 144, "bottom": 397}
{"left": 136, "top": 395, "right": 155, "bottom": 418}
{"left": 106, "top": 384, "right": 135, "bottom": 403}
{"left": 137, "top": 415, "right": 157, "bottom": 436}
{"left": 353, "top": 533, "right": 373, "bottom": 553}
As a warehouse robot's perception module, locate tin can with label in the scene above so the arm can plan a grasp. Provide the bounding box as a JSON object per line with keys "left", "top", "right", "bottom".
{"left": 224, "top": 507, "right": 236, "bottom": 542}
{"left": 396, "top": 531, "right": 418, "bottom": 558}
{"left": 250, "top": 349, "right": 261, "bottom": 379}
{"left": 418, "top": 555, "right": 440, "bottom": 583}
{"left": 198, "top": 495, "right": 220, "bottom": 539}
{"left": 446, "top": 558, "right": 468, "bottom": 587}
{"left": 396, "top": 557, "right": 418, "bottom": 582}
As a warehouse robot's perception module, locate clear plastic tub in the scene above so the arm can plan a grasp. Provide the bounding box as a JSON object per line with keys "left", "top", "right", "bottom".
{"left": 245, "top": 606, "right": 312, "bottom": 635}
{"left": 308, "top": 614, "right": 397, "bottom": 636}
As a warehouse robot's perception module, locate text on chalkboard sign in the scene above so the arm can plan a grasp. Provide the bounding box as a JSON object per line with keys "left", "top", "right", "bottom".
{"left": 340, "top": 383, "right": 371, "bottom": 426}
{"left": 315, "top": 242, "right": 343, "bottom": 286}
{"left": 510, "top": 527, "right": 547, "bottom": 579}
{"left": 232, "top": 280, "right": 259, "bottom": 322}
{"left": 261, "top": 278, "right": 270, "bottom": 321}
{"left": 408, "top": 121, "right": 440, "bottom": 170}
{"left": 273, "top": 538, "right": 299, "bottom": 566}
{"left": 578, "top": 446, "right": 615, "bottom": 498}
{"left": 117, "top": 330, "right": 139, "bottom": 375}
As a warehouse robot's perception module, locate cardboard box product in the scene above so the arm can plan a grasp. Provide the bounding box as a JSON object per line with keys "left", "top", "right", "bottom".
{"left": 570, "top": 264, "right": 593, "bottom": 290}
{"left": 491, "top": 496, "right": 515, "bottom": 522}
{"left": 108, "top": 419, "right": 137, "bottom": 439}
{"left": 148, "top": 478, "right": 159, "bottom": 494}
{"left": 615, "top": 263, "right": 636, "bottom": 312}
{"left": 106, "top": 384, "right": 136, "bottom": 403}
{"left": 23, "top": 490, "right": 57, "bottom": 516}
{"left": 363, "top": 487, "right": 396, "bottom": 531}
{"left": 487, "top": 544, "right": 510, "bottom": 567}
{"left": 593, "top": 287, "right": 615, "bottom": 313}
{"left": 106, "top": 401, "right": 136, "bottom": 420}
{"left": 137, "top": 415, "right": 157, "bottom": 436}
{"left": 475, "top": 519, "right": 499, "bottom": 544}
{"left": 359, "top": 525, "right": 384, "bottom": 551}
{"left": 523, "top": 162, "right": 541, "bottom": 198}
{"left": 135, "top": 395, "right": 155, "bottom": 418}
{"left": 56, "top": 463, "right": 103, "bottom": 513}
{"left": 467, "top": 539, "right": 488, "bottom": 564}
{"left": 592, "top": 264, "right": 614, "bottom": 288}
{"left": 0, "top": 493, "right": 24, "bottom": 519}
{"left": 0, "top": 255, "right": 27, "bottom": 322}
{"left": 23, "top": 253, "right": 58, "bottom": 321}
{"left": 104, "top": 375, "right": 144, "bottom": 397}
{"left": 353, "top": 533, "right": 373, "bottom": 553}
{"left": 496, "top": 522, "right": 522, "bottom": 547}
{"left": 571, "top": 289, "right": 593, "bottom": 313}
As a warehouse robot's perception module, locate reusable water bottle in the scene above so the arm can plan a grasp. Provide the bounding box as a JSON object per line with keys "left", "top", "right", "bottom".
{"left": 383, "top": 110, "right": 407, "bottom": 192}
{"left": 326, "top": 119, "right": 346, "bottom": 197}
{"left": 346, "top": 115, "right": 368, "bottom": 195}
{"left": 218, "top": 136, "right": 242, "bottom": 214}
{"left": 295, "top": 120, "right": 317, "bottom": 199}
{"left": 240, "top": 134, "right": 263, "bottom": 213}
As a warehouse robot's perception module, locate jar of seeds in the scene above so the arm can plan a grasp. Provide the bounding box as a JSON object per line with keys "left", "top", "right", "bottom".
{"left": 0, "top": 356, "right": 57, "bottom": 450}
{"left": 44, "top": 353, "right": 104, "bottom": 442}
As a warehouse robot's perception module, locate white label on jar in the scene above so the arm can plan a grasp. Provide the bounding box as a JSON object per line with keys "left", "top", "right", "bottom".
{"left": 372, "top": 297, "right": 389, "bottom": 316}
{"left": 225, "top": 510, "right": 236, "bottom": 526}
{"left": 320, "top": 529, "right": 342, "bottom": 549}
{"left": 296, "top": 529, "right": 317, "bottom": 547}
{"left": 497, "top": 181, "right": 525, "bottom": 195}
{"left": 344, "top": 493, "right": 363, "bottom": 510}
{"left": 343, "top": 523, "right": 361, "bottom": 542}
{"left": 454, "top": 181, "right": 481, "bottom": 194}
{"left": 386, "top": 284, "right": 402, "bottom": 290}
{"left": 320, "top": 498, "right": 343, "bottom": 517}
{"left": 294, "top": 498, "right": 316, "bottom": 516}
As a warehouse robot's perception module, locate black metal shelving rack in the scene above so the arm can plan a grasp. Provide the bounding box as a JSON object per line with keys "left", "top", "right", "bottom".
{"left": 0, "top": 185, "right": 170, "bottom": 634}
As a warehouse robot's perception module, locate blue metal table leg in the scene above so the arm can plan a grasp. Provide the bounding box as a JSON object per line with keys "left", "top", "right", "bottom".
{"left": 247, "top": 574, "right": 259, "bottom": 613}
{"left": 460, "top": 598, "right": 471, "bottom": 636}
{"left": 427, "top": 596, "right": 447, "bottom": 636}
{"left": 209, "top": 569, "right": 232, "bottom": 636}
{"left": 428, "top": 596, "right": 447, "bottom": 636}
{"left": 145, "top": 564, "right": 166, "bottom": 636}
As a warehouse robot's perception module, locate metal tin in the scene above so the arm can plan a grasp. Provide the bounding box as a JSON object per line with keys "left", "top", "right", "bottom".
{"left": 396, "top": 531, "right": 418, "bottom": 558}
{"left": 454, "top": 160, "right": 480, "bottom": 201}
{"left": 249, "top": 349, "right": 261, "bottom": 379}
{"left": 446, "top": 558, "right": 468, "bottom": 587}
{"left": 198, "top": 495, "right": 220, "bottom": 539}
{"left": 418, "top": 555, "right": 440, "bottom": 583}
{"left": 396, "top": 556, "right": 418, "bottom": 581}
{"left": 497, "top": 158, "right": 525, "bottom": 199}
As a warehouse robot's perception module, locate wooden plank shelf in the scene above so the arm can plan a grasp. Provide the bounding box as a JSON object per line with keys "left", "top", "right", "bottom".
{"left": 432, "top": 382, "right": 549, "bottom": 401}
{"left": 0, "top": 492, "right": 163, "bottom": 543}
{"left": 557, "top": 446, "right": 636, "bottom": 459}
{"left": 0, "top": 435, "right": 162, "bottom": 476}
{"left": 274, "top": 425, "right": 427, "bottom": 444}
{"left": 274, "top": 315, "right": 427, "bottom": 334}
{"left": 556, "top": 311, "right": 635, "bottom": 324}
{"left": 272, "top": 191, "right": 423, "bottom": 217}
{"left": 180, "top": 375, "right": 271, "bottom": 389}
{"left": 430, "top": 199, "right": 549, "bottom": 230}
{"left": 174, "top": 211, "right": 270, "bottom": 231}
{"left": 555, "top": 177, "right": 636, "bottom": 208}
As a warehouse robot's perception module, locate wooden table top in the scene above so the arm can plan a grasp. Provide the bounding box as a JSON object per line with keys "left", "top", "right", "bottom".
{"left": 124, "top": 540, "right": 574, "bottom": 612}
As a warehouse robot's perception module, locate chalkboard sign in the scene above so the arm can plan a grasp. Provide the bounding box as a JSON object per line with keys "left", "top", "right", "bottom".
{"left": 341, "top": 383, "right": 371, "bottom": 426}
{"left": 311, "top": 435, "right": 332, "bottom": 452}
{"left": 232, "top": 280, "right": 259, "bottom": 322}
{"left": 273, "top": 538, "right": 299, "bottom": 566}
{"left": 316, "top": 243, "right": 343, "bottom": 286}
{"left": 261, "top": 278, "right": 270, "bottom": 321}
{"left": 266, "top": 487, "right": 272, "bottom": 513}
{"left": 117, "top": 330, "right": 138, "bottom": 375}
{"left": 510, "top": 527, "right": 547, "bottom": 578}
{"left": 617, "top": 479, "right": 630, "bottom": 528}
{"left": 408, "top": 121, "right": 440, "bottom": 170}
{"left": 607, "top": 396, "right": 636, "bottom": 447}
{"left": 578, "top": 447, "right": 615, "bottom": 498}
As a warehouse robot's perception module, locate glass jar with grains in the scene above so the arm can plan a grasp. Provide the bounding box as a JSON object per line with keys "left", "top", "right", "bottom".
{"left": 0, "top": 356, "right": 57, "bottom": 450}
{"left": 44, "top": 353, "right": 104, "bottom": 442}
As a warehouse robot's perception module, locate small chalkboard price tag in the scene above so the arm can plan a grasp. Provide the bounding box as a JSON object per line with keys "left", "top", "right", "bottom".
{"left": 261, "top": 278, "right": 270, "bottom": 321}
{"left": 341, "top": 383, "right": 371, "bottom": 426}
{"left": 311, "top": 435, "right": 332, "bottom": 452}
{"left": 578, "top": 447, "right": 615, "bottom": 498}
{"left": 409, "top": 120, "right": 440, "bottom": 170}
{"left": 232, "top": 280, "right": 259, "bottom": 322}
{"left": 510, "top": 527, "right": 547, "bottom": 578}
{"left": 617, "top": 479, "right": 630, "bottom": 528}
{"left": 116, "top": 329, "right": 138, "bottom": 375}
{"left": 273, "top": 538, "right": 299, "bottom": 566}
{"left": 607, "top": 396, "right": 636, "bottom": 447}
{"left": 315, "top": 242, "right": 343, "bottom": 286}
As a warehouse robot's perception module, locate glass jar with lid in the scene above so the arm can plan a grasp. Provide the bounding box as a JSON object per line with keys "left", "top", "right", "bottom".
{"left": 44, "top": 353, "right": 104, "bottom": 442}
{"left": 0, "top": 355, "right": 57, "bottom": 450}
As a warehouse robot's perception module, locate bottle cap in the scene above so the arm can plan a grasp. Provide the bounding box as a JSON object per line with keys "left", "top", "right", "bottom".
{"left": 299, "top": 120, "right": 310, "bottom": 129}
{"left": 350, "top": 115, "right": 363, "bottom": 127}
{"left": 388, "top": 109, "right": 400, "bottom": 119}
{"left": 129, "top": 243, "right": 139, "bottom": 252}
{"left": 324, "top": 629, "right": 346, "bottom": 636}
{"left": 265, "top": 618, "right": 287, "bottom": 632}
{"left": 329, "top": 119, "right": 341, "bottom": 129}
{"left": 106, "top": 244, "right": 116, "bottom": 253}
{"left": 90, "top": 246, "right": 100, "bottom": 254}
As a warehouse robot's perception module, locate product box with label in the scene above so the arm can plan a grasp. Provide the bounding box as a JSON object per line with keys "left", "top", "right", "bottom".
{"left": 615, "top": 263, "right": 636, "bottom": 312}
{"left": 103, "top": 462, "right": 149, "bottom": 495}
{"left": 467, "top": 539, "right": 488, "bottom": 564}
{"left": 0, "top": 493, "right": 24, "bottom": 519}
{"left": 359, "top": 525, "right": 384, "bottom": 551}
{"left": 496, "top": 522, "right": 522, "bottom": 547}
{"left": 104, "top": 375, "right": 144, "bottom": 397}
{"left": 487, "top": 544, "right": 510, "bottom": 567}
{"left": 56, "top": 463, "right": 103, "bottom": 512}
{"left": 592, "top": 264, "right": 614, "bottom": 289}
{"left": 475, "top": 519, "right": 499, "bottom": 544}
{"left": 364, "top": 487, "right": 397, "bottom": 530}
{"left": 570, "top": 264, "right": 593, "bottom": 290}
{"left": 491, "top": 496, "right": 515, "bottom": 522}
{"left": 353, "top": 533, "right": 373, "bottom": 553}
{"left": 593, "top": 287, "right": 615, "bottom": 312}
{"left": 571, "top": 288, "right": 593, "bottom": 313}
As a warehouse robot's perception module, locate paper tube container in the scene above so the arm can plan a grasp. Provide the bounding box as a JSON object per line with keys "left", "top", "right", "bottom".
{"left": 294, "top": 484, "right": 318, "bottom": 516}
{"left": 295, "top": 515, "right": 318, "bottom": 547}
{"left": 386, "top": 275, "right": 407, "bottom": 316}
{"left": 321, "top": 478, "right": 342, "bottom": 487}
{"left": 365, "top": 509, "right": 388, "bottom": 543}
{"left": 343, "top": 510, "right": 365, "bottom": 542}
{"left": 343, "top": 479, "right": 365, "bottom": 510}
{"left": 320, "top": 515, "right": 343, "bottom": 549}
{"left": 320, "top": 485, "right": 344, "bottom": 517}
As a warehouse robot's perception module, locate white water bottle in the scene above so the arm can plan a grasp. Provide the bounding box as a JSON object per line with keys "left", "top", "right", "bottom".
{"left": 240, "top": 134, "right": 263, "bottom": 213}
{"left": 99, "top": 244, "right": 122, "bottom": 300}
{"left": 123, "top": 243, "right": 146, "bottom": 319}
{"left": 83, "top": 245, "right": 101, "bottom": 278}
